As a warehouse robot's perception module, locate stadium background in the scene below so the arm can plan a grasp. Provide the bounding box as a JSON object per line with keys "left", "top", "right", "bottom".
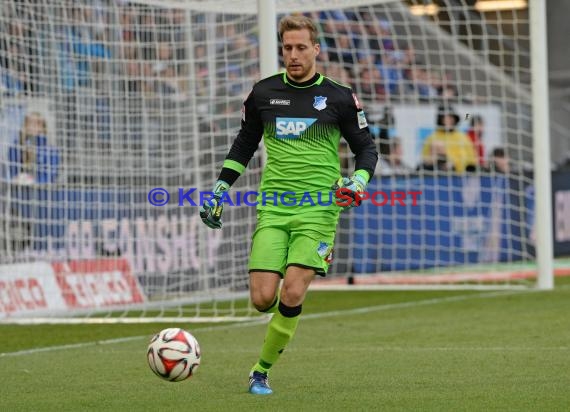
{"left": 0, "top": 0, "right": 568, "bottom": 318}
{"left": 2, "top": 2, "right": 570, "bottom": 411}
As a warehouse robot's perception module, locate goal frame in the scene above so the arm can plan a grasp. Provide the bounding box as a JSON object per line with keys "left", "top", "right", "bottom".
{"left": 257, "top": 0, "right": 553, "bottom": 291}
{"left": 0, "top": 0, "right": 555, "bottom": 326}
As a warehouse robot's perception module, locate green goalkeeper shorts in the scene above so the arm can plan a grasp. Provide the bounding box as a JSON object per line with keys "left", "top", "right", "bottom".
{"left": 248, "top": 209, "right": 340, "bottom": 277}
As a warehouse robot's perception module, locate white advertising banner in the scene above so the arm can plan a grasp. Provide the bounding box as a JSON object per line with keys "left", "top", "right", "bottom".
{"left": 0, "top": 262, "right": 65, "bottom": 318}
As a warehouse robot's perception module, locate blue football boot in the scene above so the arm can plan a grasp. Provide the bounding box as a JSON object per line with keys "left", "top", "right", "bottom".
{"left": 248, "top": 371, "right": 273, "bottom": 395}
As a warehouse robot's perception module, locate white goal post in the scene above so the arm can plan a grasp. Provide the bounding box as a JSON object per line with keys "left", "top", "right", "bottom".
{"left": 0, "top": 0, "right": 554, "bottom": 323}
{"left": 528, "top": 0, "right": 553, "bottom": 290}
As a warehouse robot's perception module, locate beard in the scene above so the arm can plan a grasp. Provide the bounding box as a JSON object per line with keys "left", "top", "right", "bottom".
{"left": 287, "top": 62, "right": 314, "bottom": 81}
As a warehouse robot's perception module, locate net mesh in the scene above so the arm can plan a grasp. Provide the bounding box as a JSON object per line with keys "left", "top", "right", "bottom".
{"left": 0, "top": 0, "right": 542, "bottom": 321}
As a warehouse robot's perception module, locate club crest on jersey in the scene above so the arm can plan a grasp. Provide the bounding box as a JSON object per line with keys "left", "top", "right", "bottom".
{"left": 275, "top": 117, "right": 317, "bottom": 139}
{"left": 313, "top": 96, "right": 327, "bottom": 111}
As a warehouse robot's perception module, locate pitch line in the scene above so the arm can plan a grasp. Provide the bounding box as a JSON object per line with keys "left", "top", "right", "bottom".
{"left": 292, "top": 346, "right": 570, "bottom": 352}
{"left": 0, "top": 289, "right": 532, "bottom": 358}
{"left": 211, "top": 346, "right": 570, "bottom": 354}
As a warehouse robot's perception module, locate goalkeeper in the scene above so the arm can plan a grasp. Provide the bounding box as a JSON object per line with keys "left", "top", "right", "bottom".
{"left": 200, "top": 14, "right": 377, "bottom": 395}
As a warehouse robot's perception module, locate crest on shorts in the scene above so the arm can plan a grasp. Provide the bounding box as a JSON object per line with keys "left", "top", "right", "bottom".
{"left": 313, "top": 96, "right": 327, "bottom": 111}
{"left": 317, "top": 241, "right": 334, "bottom": 264}
{"left": 317, "top": 241, "right": 329, "bottom": 257}
{"left": 317, "top": 242, "right": 332, "bottom": 261}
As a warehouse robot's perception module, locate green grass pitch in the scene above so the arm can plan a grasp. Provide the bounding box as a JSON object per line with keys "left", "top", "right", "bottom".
{"left": 1, "top": 278, "right": 570, "bottom": 411}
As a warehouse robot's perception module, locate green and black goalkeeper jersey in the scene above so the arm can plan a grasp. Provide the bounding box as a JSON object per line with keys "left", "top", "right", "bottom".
{"left": 220, "top": 72, "right": 378, "bottom": 213}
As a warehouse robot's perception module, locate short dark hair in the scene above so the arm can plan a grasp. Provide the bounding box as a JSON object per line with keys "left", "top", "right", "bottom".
{"left": 436, "top": 104, "right": 459, "bottom": 127}
{"left": 378, "top": 138, "right": 391, "bottom": 156}
{"left": 492, "top": 147, "right": 506, "bottom": 158}
{"left": 470, "top": 114, "right": 484, "bottom": 127}
{"left": 378, "top": 137, "right": 400, "bottom": 156}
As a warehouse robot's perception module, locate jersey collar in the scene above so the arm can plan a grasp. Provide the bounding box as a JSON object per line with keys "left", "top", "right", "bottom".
{"left": 282, "top": 72, "right": 324, "bottom": 88}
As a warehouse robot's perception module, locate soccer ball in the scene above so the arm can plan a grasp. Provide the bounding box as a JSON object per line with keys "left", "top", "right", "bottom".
{"left": 147, "top": 327, "right": 201, "bottom": 382}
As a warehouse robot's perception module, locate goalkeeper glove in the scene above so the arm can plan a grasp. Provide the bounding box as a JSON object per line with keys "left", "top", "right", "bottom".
{"left": 331, "top": 170, "right": 369, "bottom": 211}
{"left": 200, "top": 180, "right": 230, "bottom": 229}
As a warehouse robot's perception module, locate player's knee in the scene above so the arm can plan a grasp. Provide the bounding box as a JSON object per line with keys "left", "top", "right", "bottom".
{"left": 250, "top": 291, "right": 277, "bottom": 312}
{"left": 280, "top": 284, "right": 306, "bottom": 307}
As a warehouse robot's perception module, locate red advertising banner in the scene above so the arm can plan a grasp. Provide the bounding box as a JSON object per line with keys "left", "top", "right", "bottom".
{"left": 52, "top": 259, "right": 145, "bottom": 309}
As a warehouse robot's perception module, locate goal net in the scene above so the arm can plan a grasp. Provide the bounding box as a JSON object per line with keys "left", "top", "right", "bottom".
{"left": 0, "top": 0, "right": 552, "bottom": 322}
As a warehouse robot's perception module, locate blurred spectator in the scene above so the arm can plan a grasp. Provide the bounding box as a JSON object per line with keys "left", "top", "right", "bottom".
{"left": 245, "top": 54, "right": 261, "bottom": 81}
{"left": 121, "top": 47, "right": 146, "bottom": 94}
{"left": 358, "top": 66, "right": 386, "bottom": 102}
{"left": 0, "top": 1, "right": 472, "bottom": 187}
{"left": 1, "top": 20, "right": 36, "bottom": 94}
{"left": 357, "top": 14, "right": 383, "bottom": 65}
{"left": 378, "top": 49, "right": 409, "bottom": 96}
{"left": 322, "top": 63, "right": 351, "bottom": 86}
{"left": 153, "top": 42, "right": 174, "bottom": 74}
{"left": 466, "top": 114, "right": 486, "bottom": 166}
{"left": 404, "top": 62, "right": 439, "bottom": 101}
{"left": 417, "top": 139, "right": 454, "bottom": 172}
{"left": 317, "top": 12, "right": 357, "bottom": 69}
{"left": 375, "top": 137, "right": 412, "bottom": 175}
{"left": 0, "top": 65, "right": 24, "bottom": 95}
{"left": 487, "top": 147, "right": 509, "bottom": 174}
{"left": 328, "top": 33, "right": 358, "bottom": 68}
{"left": 156, "top": 8, "right": 186, "bottom": 52}
{"left": 215, "top": 23, "right": 239, "bottom": 55}
{"left": 317, "top": 10, "right": 353, "bottom": 33}
{"left": 8, "top": 112, "right": 60, "bottom": 184}
{"left": 421, "top": 105, "right": 477, "bottom": 173}
{"left": 193, "top": 45, "right": 211, "bottom": 97}
{"left": 378, "top": 19, "right": 395, "bottom": 51}
{"left": 60, "top": 6, "right": 112, "bottom": 88}
{"left": 137, "top": 6, "right": 156, "bottom": 56}
{"left": 218, "top": 64, "right": 245, "bottom": 98}
{"left": 118, "top": 4, "right": 138, "bottom": 42}
{"left": 437, "top": 84, "right": 459, "bottom": 100}
{"left": 374, "top": 106, "right": 396, "bottom": 139}
{"left": 356, "top": 51, "right": 376, "bottom": 67}
{"left": 229, "top": 33, "right": 255, "bottom": 62}
{"left": 151, "top": 42, "right": 188, "bottom": 101}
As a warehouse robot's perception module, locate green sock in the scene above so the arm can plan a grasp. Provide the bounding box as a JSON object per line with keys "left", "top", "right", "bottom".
{"left": 252, "top": 303, "right": 301, "bottom": 374}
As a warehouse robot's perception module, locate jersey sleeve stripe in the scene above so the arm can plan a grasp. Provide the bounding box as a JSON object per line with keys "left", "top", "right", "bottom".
{"left": 223, "top": 159, "right": 246, "bottom": 174}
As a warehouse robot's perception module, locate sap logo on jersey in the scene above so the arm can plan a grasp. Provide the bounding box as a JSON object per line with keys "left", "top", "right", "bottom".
{"left": 275, "top": 117, "right": 317, "bottom": 139}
